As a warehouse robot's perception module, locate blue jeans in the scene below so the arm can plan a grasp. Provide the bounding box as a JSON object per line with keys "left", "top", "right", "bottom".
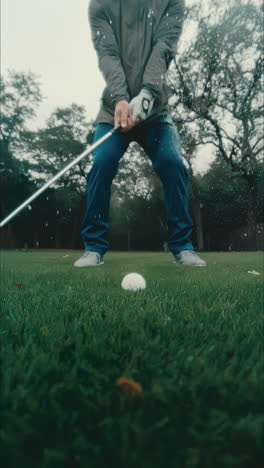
{"left": 81, "top": 114, "right": 195, "bottom": 255}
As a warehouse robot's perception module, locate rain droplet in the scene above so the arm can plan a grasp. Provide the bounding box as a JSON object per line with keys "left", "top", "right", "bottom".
{"left": 69, "top": 208, "right": 72, "bottom": 212}
{"left": 57, "top": 210, "right": 60, "bottom": 215}
{"left": 45, "top": 222, "right": 48, "bottom": 227}
{"left": 96, "top": 31, "right": 100, "bottom": 36}
{"left": 28, "top": 205, "right": 32, "bottom": 210}
{"left": 148, "top": 8, "right": 154, "bottom": 18}
{"left": 46, "top": 196, "right": 49, "bottom": 200}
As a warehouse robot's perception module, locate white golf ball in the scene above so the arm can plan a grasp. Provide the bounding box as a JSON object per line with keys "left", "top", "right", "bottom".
{"left": 121, "top": 273, "right": 146, "bottom": 291}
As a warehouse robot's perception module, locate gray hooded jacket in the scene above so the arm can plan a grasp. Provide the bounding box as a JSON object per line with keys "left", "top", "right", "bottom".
{"left": 88, "top": 0, "right": 185, "bottom": 125}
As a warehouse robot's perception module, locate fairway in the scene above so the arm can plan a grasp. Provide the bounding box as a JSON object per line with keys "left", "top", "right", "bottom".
{"left": 1, "top": 250, "right": 263, "bottom": 467}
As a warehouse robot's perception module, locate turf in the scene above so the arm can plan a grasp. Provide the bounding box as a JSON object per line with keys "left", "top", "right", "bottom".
{"left": 0, "top": 250, "right": 263, "bottom": 468}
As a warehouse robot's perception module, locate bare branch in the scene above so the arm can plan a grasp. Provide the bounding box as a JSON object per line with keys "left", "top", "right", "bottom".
{"left": 241, "top": 54, "right": 263, "bottom": 112}
{"left": 253, "top": 145, "right": 264, "bottom": 157}
{"left": 216, "top": 101, "right": 240, "bottom": 120}
{"left": 198, "top": 140, "right": 220, "bottom": 148}
{"left": 218, "top": 126, "right": 242, "bottom": 152}
{"left": 252, "top": 135, "right": 264, "bottom": 151}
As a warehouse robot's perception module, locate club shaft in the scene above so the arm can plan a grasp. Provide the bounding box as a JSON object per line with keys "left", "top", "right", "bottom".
{"left": 0, "top": 124, "right": 121, "bottom": 228}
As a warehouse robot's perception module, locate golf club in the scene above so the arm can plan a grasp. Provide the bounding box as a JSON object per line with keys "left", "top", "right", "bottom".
{"left": 0, "top": 124, "right": 122, "bottom": 228}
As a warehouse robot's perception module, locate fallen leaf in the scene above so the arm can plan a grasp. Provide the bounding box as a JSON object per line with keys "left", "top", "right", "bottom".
{"left": 117, "top": 377, "right": 143, "bottom": 396}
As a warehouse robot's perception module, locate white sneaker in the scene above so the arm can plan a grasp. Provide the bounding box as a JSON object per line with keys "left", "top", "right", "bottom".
{"left": 173, "top": 250, "right": 206, "bottom": 267}
{"left": 74, "top": 251, "right": 104, "bottom": 267}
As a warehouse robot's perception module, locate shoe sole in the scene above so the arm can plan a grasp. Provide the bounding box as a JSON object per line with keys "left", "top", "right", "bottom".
{"left": 173, "top": 261, "right": 206, "bottom": 267}
{"left": 74, "top": 261, "right": 104, "bottom": 268}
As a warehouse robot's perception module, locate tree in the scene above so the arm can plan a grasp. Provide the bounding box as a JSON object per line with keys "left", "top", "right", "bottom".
{"left": 0, "top": 71, "right": 42, "bottom": 152}
{"left": 0, "top": 71, "right": 42, "bottom": 244}
{"left": 25, "top": 104, "right": 90, "bottom": 189}
{"left": 0, "top": 140, "right": 35, "bottom": 247}
{"left": 167, "top": 0, "right": 263, "bottom": 249}
{"left": 199, "top": 155, "right": 248, "bottom": 249}
{"left": 23, "top": 104, "right": 92, "bottom": 248}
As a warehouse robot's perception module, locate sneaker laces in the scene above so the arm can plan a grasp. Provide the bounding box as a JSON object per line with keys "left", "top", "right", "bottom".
{"left": 83, "top": 251, "right": 101, "bottom": 258}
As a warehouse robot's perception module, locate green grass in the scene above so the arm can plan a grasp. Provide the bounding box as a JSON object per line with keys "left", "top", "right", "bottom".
{"left": 0, "top": 250, "right": 263, "bottom": 468}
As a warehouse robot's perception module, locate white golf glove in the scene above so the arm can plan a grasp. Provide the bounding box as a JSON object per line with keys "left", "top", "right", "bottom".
{"left": 129, "top": 88, "right": 155, "bottom": 122}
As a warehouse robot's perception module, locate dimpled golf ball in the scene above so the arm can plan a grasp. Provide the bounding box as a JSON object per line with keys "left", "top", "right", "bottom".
{"left": 121, "top": 273, "right": 146, "bottom": 291}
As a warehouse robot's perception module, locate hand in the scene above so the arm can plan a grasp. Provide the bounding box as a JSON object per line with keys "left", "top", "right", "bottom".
{"left": 129, "top": 88, "right": 155, "bottom": 122}
{"left": 114, "top": 100, "right": 139, "bottom": 133}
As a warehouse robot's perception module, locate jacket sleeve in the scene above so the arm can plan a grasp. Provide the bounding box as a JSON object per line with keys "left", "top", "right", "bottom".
{"left": 88, "top": 1, "right": 130, "bottom": 107}
{"left": 142, "top": 0, "right": 185, "bottom": 104}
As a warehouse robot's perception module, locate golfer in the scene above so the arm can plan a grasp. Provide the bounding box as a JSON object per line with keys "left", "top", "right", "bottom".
{"left": 74, "top": 0, "right": 206, "bottom": 267}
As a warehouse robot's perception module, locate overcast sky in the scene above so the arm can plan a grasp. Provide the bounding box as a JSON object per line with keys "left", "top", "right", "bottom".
{"left": 2, "top": 0, "right": 102, "bottom": 125}
{"left": 1, "top": 0, "right": 225, "bottom": 173}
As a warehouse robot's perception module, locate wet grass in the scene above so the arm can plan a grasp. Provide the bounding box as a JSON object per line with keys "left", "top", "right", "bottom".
{"left": 0, "top": 250, "right": 263, "bottom": 468}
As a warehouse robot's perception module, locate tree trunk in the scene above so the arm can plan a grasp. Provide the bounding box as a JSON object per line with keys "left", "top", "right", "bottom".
{"left": 207, "top": 232, "right": 211, "bottom": 251}
{"left": 71, "top": 217, "right": 79, "bottom": 249}
{"left": 247, "top": 186, "right": 257, "bottom": 251}
{"left": 127, "top": 229, "right": 131, "bottom": 251}
{"left": 192, "top": 199, "right": 204, "bottom": 250}
{"left": 0, "top": 224, "right": 15, "bottom": 248}
{"left": 55, "top": 225, "right": 61, "bottom": 249}
{"left": 0, "top": 201, "right": 13, "bottom": 248}
{"left": 33, "top": 231, "right": 39, "bottom": 248}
